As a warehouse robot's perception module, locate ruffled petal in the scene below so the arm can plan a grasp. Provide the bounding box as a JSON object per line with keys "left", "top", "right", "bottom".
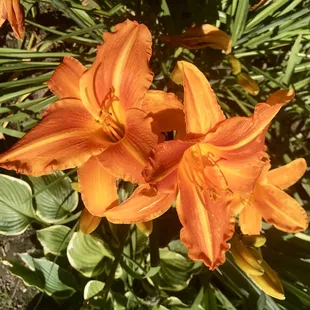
{"left": 203, "top": 100, "right": 290, "bottom": 193}
{"left": 142, "top": 140, "right": 195, "bottom": 183}
{"left": 0, "top": 99, "right": 109, "bottom": 176}
{"left": 47, "top": 56, "right": 86, "bottom": 99}
{"left": 79, "top": 208, "right": 102, "bottom": 234}
{"left": 255, "top": 183, "right": 309, "bottom": 233}
{"left": 97, "top": 108, "right": 160, "bottom": 184}
{"left": 79, "top": 20, "right": 153, "bottom": 121}
{"left": 239, "top": 200, "right": 262, "bottom": 235}
{"left": 161, "top": 24, "right": 232, "bottom": 54}
{"left": 141, "top": 90, "right": 185, "bottom": 132}
{"left": 267, "top": 158, "right": 307, "bottom": 190}
{"left": 176, "top": 149, "right": 235, "bottom": 270}
{"left": 105, "top": 171, "right": 177, "bottom": 223}
{"left": 171, "top": 61, "right": 225, "bottom": 137}
{"left": 266, "top": 89, "right": 295, "bottom": 106}
{"left": 78, "top": 156, "right": 118, "bottom": 216}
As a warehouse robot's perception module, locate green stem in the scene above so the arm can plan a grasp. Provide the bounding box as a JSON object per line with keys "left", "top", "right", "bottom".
{"left": 149, "top": 220, "right": 160, "bottom": 267}
{"left": 102, "top": 224, "right": 130, "bottom": 301}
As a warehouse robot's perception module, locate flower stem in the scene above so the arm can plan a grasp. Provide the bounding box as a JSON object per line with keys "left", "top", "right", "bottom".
{"left": 102, "top": 224, "right": 130, "bottom": 301}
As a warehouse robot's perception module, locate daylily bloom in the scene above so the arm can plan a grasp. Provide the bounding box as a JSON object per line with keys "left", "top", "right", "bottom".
{"left": 0, "top": 20, "right": 183, "bottom": 216}
{"left": 105, "top": 61, "right": 294, "bottom": 269}
{"left": 160, "top": 24, "right": 232, "bottom": 54}
{"left": 0, "top": 0, "right": 24, "bottom": 40}
{"left": 237, "top": 158, "right": 308, "bottom": 235}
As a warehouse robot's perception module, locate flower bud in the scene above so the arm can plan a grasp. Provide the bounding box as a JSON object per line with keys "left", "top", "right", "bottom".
{"left": 236, "top": 72, "right": 260, "bottom": 96}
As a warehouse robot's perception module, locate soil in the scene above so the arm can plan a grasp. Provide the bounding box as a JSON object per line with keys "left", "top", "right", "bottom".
{"left": 0, "top": 228, "right": 38, "bottom": 309}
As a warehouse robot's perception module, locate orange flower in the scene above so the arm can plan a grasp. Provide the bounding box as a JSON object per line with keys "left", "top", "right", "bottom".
{"left": 160, "top": 24, "right": 232, "bottom": 54}
{"left": 105, "top": 62, "right": 294, "bottom": 269}
{"left": 0, "top": 20, "right": 183, "bottom": 216}
{"left": 237, "top": 158, "right": 308, "bottom": 235}
{"left": 0, "top": 0, "right": 24, "bottom": 40}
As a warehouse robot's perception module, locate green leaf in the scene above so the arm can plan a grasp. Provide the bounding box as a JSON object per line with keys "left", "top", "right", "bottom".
{"left": 37, "top": 225, "right": 72, "bottom": 255}
{"left": 151, "top": 248, "right": 202, "bottom": 291}
{"left": 282, "top": 280, "right": 310, "bottom": 306}
{"left": 8, "top": 253, "right": 77, "bottom": 299}
{"left": 84, "top": 280, "right": 105, "bottom": 299}
{"left": 281, "top": 34, "right": 302, "bottom": 85}
{"left": 245, "top": 0, "right": 291, "bottom": 31}
{"left": 231, "top": 0, "right": 249, "bottom": 45}
{"left": 29, "top": 171, "right": 78, "bottom": 223}
{"left": 0, "top": 174, "right": 36, "bottom": 235}
{"left": 212, "top": 284, "right": 237, "bottom": 310}
{"left": 67, "top": 232, "right": 114, "bottom": 277}
{"left": 83, "top": 281, "right": 116, "bottom": 308}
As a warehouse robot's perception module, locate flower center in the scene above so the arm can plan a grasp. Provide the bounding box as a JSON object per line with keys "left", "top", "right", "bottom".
{"left": 99, "top": 90, "right": 125, "bottom": 142}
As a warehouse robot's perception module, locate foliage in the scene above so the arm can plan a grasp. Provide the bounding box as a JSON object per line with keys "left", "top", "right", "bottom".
{"left": 0, "top": 0, "right": 309, "bottom": 309}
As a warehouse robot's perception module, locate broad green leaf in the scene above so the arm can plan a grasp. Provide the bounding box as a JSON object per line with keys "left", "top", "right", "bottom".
{"left": 8, "top": 253, "right": 77, "bottom": 299}
{"left": 162, "top": 296, "right": 189, "bottom": 308}
{"left": 150, "top": 248, "right": 202, "bottom": 291}
{"left": 0, "top": 174, "right": 36, "bottom": 235}
{"left": 29, "top": 171, "right": 78, "bottom": 223}
{"left": 37, "top": 225, "right": 72, "bottom": 255}
{"left": 84, "top": 280, "right": 105, "bottom": 299}
{"left": 67, "top": 232, "right": 114, "bottom": 277}
{"left": 84, "top": 281, "right": 115, "bottom": 308}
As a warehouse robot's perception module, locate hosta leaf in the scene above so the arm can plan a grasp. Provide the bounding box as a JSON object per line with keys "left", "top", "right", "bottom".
{"left": 84, "top": 280, "right": 116, "bottom": 309}
{"left": 151, "top": 248, "right": 202, "bottom": 291}
{"left": 67, "top": 232, "right": 116, "bottom": 278}
{"left": 84, "top": 280, "right": 105, "bottom": 300}
{"left": 29, "top": 171, "right": 78, "bottom": 223}
{"left": 37, "top": 225, "right": 72, "bottom": 256}
{"left": 8, "top": 253, "right": 77, "bottom": 299}
{"left": 0, "top": 174, "right": 36, "bottom": 235}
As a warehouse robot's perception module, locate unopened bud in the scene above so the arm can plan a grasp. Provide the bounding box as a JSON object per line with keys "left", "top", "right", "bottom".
{"left": 236, "top": 72, "right": 260, "bottom": 96}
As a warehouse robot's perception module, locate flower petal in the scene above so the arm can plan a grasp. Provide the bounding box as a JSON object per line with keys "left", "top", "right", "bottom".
{"left": 176, "top": 151, "right": 235, "bottom": 270}
{"left": 136, "top": 221, "right": 153, "bottom": 236}
{"left": 267, "top": 158, "right": 307, "bottom": 190}
{"left": 171, "top": 61, "right": 225, "bottom": 137}
{"left": 0, "top": 99, "right": 109, "bottom": 176}
{"left": 78, "top": 156, "right": 118, "bottom": 217}
{"left": 266, "top": 89, "right": 295, "bottom": 106}
{"left": 105, "top": 171, "right": 177, "bottom": 223}
{"left": 79, "top": 20, "right": 153, "bottom": 120}
{"left": 161, "top": 24, "right": 232, "bottom": 54}
{"left": 79, "top": 208, "right": 102, "bottom": 234}
{"left": 142, "top": 140, "right": 194, "bottom": 183}
{"left": 141, "top": 90, "right": 185, "bottom": 132}
{"left": 239, "top": 201, "right": 262, "bottom": 235}
{"left": 5, "top": 0, "right": 24, "bottom": 40}
{"left": 47, "top": 56, "right": 86, "bottom": 99}
{"left": 203, "top": 101, "right": 289, "bottom": 193}
{"left": 97, "top": 108, "right": 160, "bottom": 184}
{"left": 255, "top": 183, "right": 309, "bottom": 233}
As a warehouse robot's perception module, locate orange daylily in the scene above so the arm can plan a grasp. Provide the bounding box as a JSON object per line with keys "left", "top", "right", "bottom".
{"left": 237, "top": 158, "right": 308, "bottom": 235}
{"left": 0, "top": 0, "right": 24, "bottom": 40}
{"left": 0, "top": 20, "right": 183, "bottom": 216}
{"left": 160, "top": 24, "right": 232, "bottom": 54}
{"left": 105, "top": 61, "right": 294, "bottom": 269}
